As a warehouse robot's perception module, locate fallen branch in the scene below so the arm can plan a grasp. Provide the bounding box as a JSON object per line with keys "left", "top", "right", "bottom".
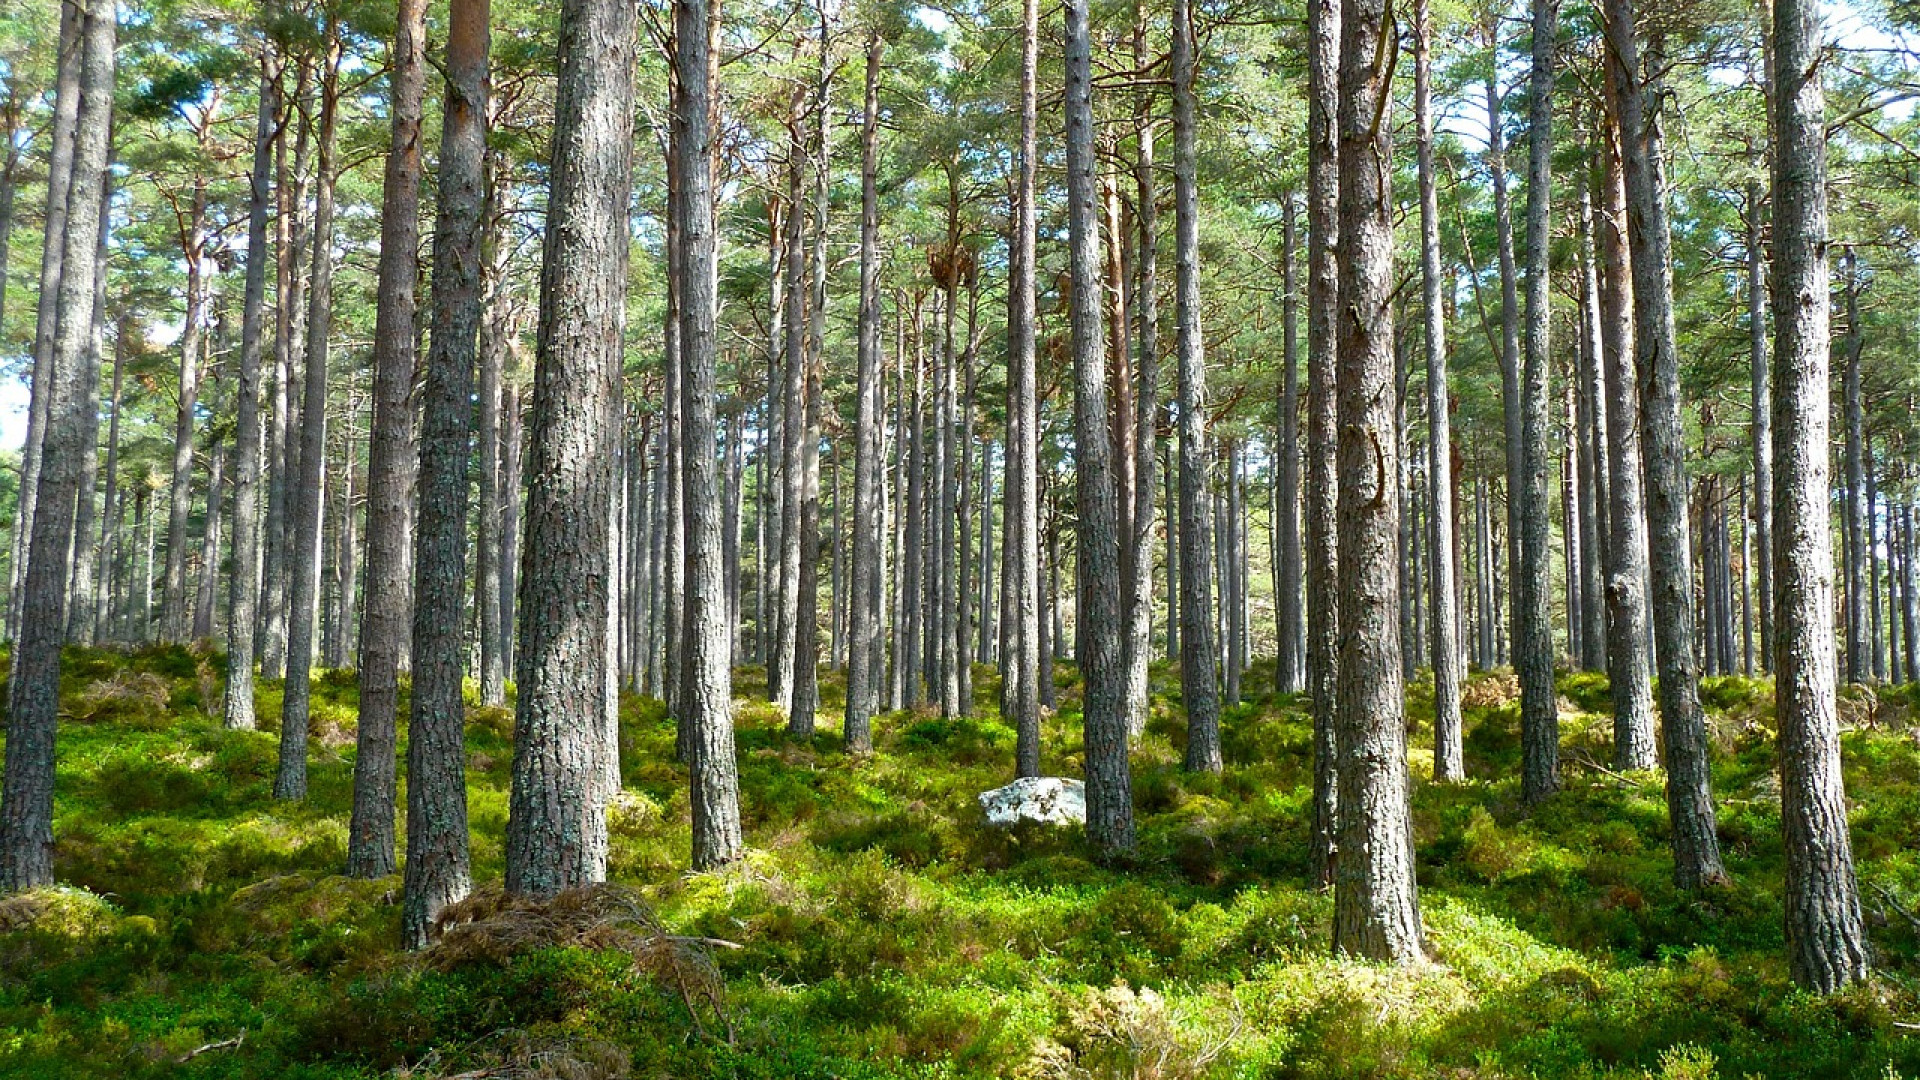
{"left": 178, "top": 1031, "right": 244, "bottom": 1062}
{"left": 1567, "top": 752, "right": 1639, "bottom": 788}
{"left": 1872, "top": 882, "right": 1920, "bottom": 936}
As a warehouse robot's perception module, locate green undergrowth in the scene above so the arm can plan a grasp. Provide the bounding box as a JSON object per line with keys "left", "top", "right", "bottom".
{"left": 4, "top": 644, "right": 1920, "bottom": 1077}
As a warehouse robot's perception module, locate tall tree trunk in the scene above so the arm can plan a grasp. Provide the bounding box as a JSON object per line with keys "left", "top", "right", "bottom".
{"left": 9, "top": 2, "right": 82, "bottom": 641}
{"left": 261, "top": 65, "right": 312, "bottom": 679}
{"left": 1416, "top": 0, "right": 1462, "bottom": 781}
{"left": 1485, "top": 27, "right": 1523, "bottom": 683}
{"left": 676, "top": 0, "right": 744, "bottom": 871}
{"left": 1747, "top": 180, "right": 1772, "bottom": 671}
{"left": 505, "top": 0, "right": 636, "bottom": 893}
{"left": 1602, "top": 10, "right": 1727, "bottom": 888}
{"left": 1596, "top": 119, "right": 1658, "bottom": 771}
{"left": 1333, "top": 0, "right": 1423, "bottom": 963}
{"left": 475, "top": 153, "right": 512, "bottom": 706}
{"left": 1576, "top": 169, "right": 1611, "bottom": 671}
{"left": 1304, "top": 0, "right": 1342, "bottom": 888}
{"left": 66, "top": 170, "right": 110, "bottom": 645}
{"left": 792, "top": 22, "right": 831, "bottom": 736}
{"left": 1842, "top": 250, "right": 1867, "bottom": 683}
{"left": 405, "top": 0, "right": 487, "bottom": 942}
{"left": 0, "top": 0, "right": 113, "bottom": 891}
{"left": 350, "top": 0, "right": 428, "bottom": 879}
{"left": 190, "top": 446, "right": 225, "bottom": 641}
{"left": 1173, "top": 0, "right": 1221, "bottom": 773}
{"left": 1067, "top": 0, "right": 1134, "bottom": 855}
{"left": 274, "top": 37, "right": 341, "bottom": 802}
{"left": 770, "top": 104, "right": 807, "bottom": 717}
{"left": 1006, "top": 0, "right": 1042, "bottom": 778}
{"left": 1516, "top": 0, "right": 1560, "bottom": 804}
{"left": 96, "top": 323, "right": 125, "bottom": 643}
{"left": 1128, "top": 11, "right": 1161, "bottom": 732}
{"left": 1276, "top": 194, "right": 1304, "bottom": 694}
{"left": 164, "top": 154, "right": 212, "bottom": 643}
{"left": 1770, "top": 0, "right": 1868, "bottom": 989}
{"left": 845, "top": 30, "right": 885, "bottom": 751}
{"left": 226, "top": 39, "right": 279, "bottom": 730}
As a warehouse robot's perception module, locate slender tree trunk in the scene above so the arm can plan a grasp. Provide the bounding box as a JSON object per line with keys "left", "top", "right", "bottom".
{"left": 1173, "top": 0, "right": 1221, "bottom": 773}
{"left": 0, "top": 0, "right": 113, "bottom": 891}
{"left": 261, "top": 65, "right": 311, "bottom": 679}
{"left": 1304, "top": 0, "right": 1342, "bottom": 888}
{"left": 1842, "top": 251, "right": 1867, "bottom": 683}
{"left": 400, "top": 0, "right": 486, "bottom": 944}
{"left": 1602, "top": 12, "right": 1727, "bottom": 888}
{"left": 1577, "top": 171, "right": 1611, "bottom": 671}
{"left": 1747, "top": 181, "right": 1772, "bottom": 670}
{"left": 1006, "top": 0, "right": 1042, "bottom": 778}
{"left": 349, "top": 0, "right": 428, "bottom": 879}
{"left": 676, "top": 0, "right": 744, "bottom": 871}
{"left": 1770, "top": 0, "right": 1868, "bottom": 988}
{"left": 1484, "top": 34, "right": 1523, "bottom": 683}
{"left": 164, "top": 157, "right": 212, "bottom": 643}
{"left": 275, "top": 38, "right": 341, "bottom": 802}
{"left": 1333, "top": 0, "right": 1423, "bottom": 962}
{"left": 1067, "top": 0, "right": 1134, "bottom": 854}
{"left": 96, "top": 323, "right": 125, "bottom": 643}
{"left": 191, "top": 446, "right": 225, "bottom": 641}
{"left": 771, "top": 104, "right": 807, "bottom": 717}
{"left": 476, "top": 152, "right": 512, "bottom": 707}
{"left": 9, "top": 2, "right": 82, "bottom": 641}
{"left": 225, "top": 41, "right": 280, "bottom": 730}
{"left": 66, "top": 170, "right": 110, "bottom": 645}
{"left": 1128, "top": 14, "right": 1162, "bottom": 730}
{"left": 1515, "top": 0, "right": 1560, "bottom": 804}
{"left": 845, "top": 31, "right": 885, "bottom": 751}
{"left": 1417, "top": 0, "right": 1462, "bottom": 781}
{"left": 505, "top": 0, "right": 637, "bottom": 893}
{"left": 792, "top": 26, "right": 831, "bottom": 736}
{"left": 1276, "top": 195, "right": 1304, "bottom": 694}
{"left": 1595, "top": 121, "right": 1658, "bottom": 771}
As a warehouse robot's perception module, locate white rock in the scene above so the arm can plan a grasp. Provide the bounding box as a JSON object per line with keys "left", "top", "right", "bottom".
{"left": 977, "top": 776, "right": 1086, "bottom": 827}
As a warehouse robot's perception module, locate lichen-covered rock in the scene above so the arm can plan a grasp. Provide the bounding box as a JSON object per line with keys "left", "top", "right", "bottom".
{"left": 978, "top": 777, "right": 1086, "bottom": 827}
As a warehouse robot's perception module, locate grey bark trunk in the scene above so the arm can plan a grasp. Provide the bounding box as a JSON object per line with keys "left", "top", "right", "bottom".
{"left": 1067, "top": 0, "right": 1134, "bottom": 855}
{"left": 0, "top": 0, "right": 113, "bottom": 891}
{"left": 1416, "top": 0, "right": 1463, "bottom": 781}
{"left": 274, "top": 39, "right": 341, "bottom": 802}
{"left": 1333, "top": 0, "right": 1423, "bottom": 962}
{"left": 1602, "top": 13, "right": 1727, "bottom": 888}
{"left": 844, "top": 31, "right": 885, "bottom": 751}
{"left": 1770, "top": 0, "right": 1868, "bottom": 990}
{"left": 1173, "top": 0, "right": 1221, "bottom": 773}
{"left": 1304, "top": 0, "right": 1342, "bottom": 888}
{"left": 1005, "top": 0, "right": 1042, "bottom": 778}
{"left": 505, "top": 0, "right": 637, "bottom": 893}
{"left": 351, "top": 0, "right": 428, "bottom": 880}
{"left": 402, "top": 0, "right": 487, "bottom": 946}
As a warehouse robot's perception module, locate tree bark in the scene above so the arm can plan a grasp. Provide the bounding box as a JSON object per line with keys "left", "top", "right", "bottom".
{"left": 845, "top": 30, "right": 885, "bottom": 751}
{"left": 1173, "top": 0, "right": 1221, "bottom": 774}
{"left": 403, "top": 0, "right": 487, "bottom": 944}
{"left": 505, "top": 0, "right": 637, "bottom": 893}
{"left": 1333, "top": 0, "right": 1423, "bottom": 962}
{"left": 1416, "top": 0, "right": 1463, "bottom": 781}
{"left": 1067, "top": 0, "right": 1134, "bottom": 855}
{"left": 1602, "top": 10, "right": 1727, "bottom": 888}
{"left": 275, "top": 37, "right": 341, "bottom": 802}
{"left": 1747, "top": 180, "right": 1772, "bottom": 671}
{"left": 1005, "top": 0, "right": 1042, "bottom": 778}
{"left": 675, "top": 0, "right": 744, "bottom": 871}
{"left": 1770, "top": 0, "right": 1868, "bottom": 990}
{"left": 1304, "top": 0, "right": 1342, "bottom": 888}
{"left": 350, "top": 0, "right": 428, "bottom": 879}
{"left": 0, "top": 0, "right": 113, "bottom": 891}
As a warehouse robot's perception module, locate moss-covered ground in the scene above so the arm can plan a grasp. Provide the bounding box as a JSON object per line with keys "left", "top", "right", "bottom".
{"left": 4, "top": 644, "right": 1920, "bottom": 1077}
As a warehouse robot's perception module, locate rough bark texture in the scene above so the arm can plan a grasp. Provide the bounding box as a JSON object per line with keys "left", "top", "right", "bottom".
{"left": 1128, "top": 16, "right": 1162, "bottom": 735}
{"left": 275, "top": 41, "right": 341, "bottom": 803}
{"left": 1595, "top": 121, "right": 1658, "bottom": 771}
{"left": 403, "top": 0, "right": 488, "bottom": 946}
{"left": 676, "top": 0, "right": 744, "bottom": 871}
{"left": 1842, "top": 252, "right": 1866, "bottom": 683}
{"left": 1516, "top": 0, "right": 1560, "bottom": 805}
{"left": 505, "top": 0, "right": 636, "bottom": 894}
{"left": 1005, "top": 0, "right": 1042, "bottom": 780}
{"left": 0, "top": 0, "right": 113, "bottom": 891}
{"left": 1770, "top": 0, "right": 1868, "bottom": 992}
{"left": 225, "top": 42, "right": 280, "bottom": 733}
{"left": 1304, "top": 0, "right": 1341, "bottom": 889}
{"left": 844, "top": 32, "right": 885, "bottom": 753}
{"left": 350, "top": 0, "right": 428, "bottom": 880}
{"left": 1333, "top": 0, "right": 1423, "bottom": 963}
{"left": 1173, "top": 0, "right": 1221, "bottom": 775}
{"left": 1066, "top": 0, "right": 1134, "bottom": 857}
{"left": 1276, "top": 196, "right": 1304, "bottom": 695}
{"left": 1602, "top": 9, "right": 1727, "bottom": 889}
{"left": 1416, "top": 0, "right": 1462, "bottom": 782}
{"left": 1747, "top": 182, "right": 1773, "bottom": 671}
{"left": 164, "top": 151, "right": 211, "bottom": 644}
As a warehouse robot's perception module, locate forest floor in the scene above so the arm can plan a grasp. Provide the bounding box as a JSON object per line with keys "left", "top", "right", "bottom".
{"left": 3, "top": 647, "right": 1920, "bottom": 1078}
